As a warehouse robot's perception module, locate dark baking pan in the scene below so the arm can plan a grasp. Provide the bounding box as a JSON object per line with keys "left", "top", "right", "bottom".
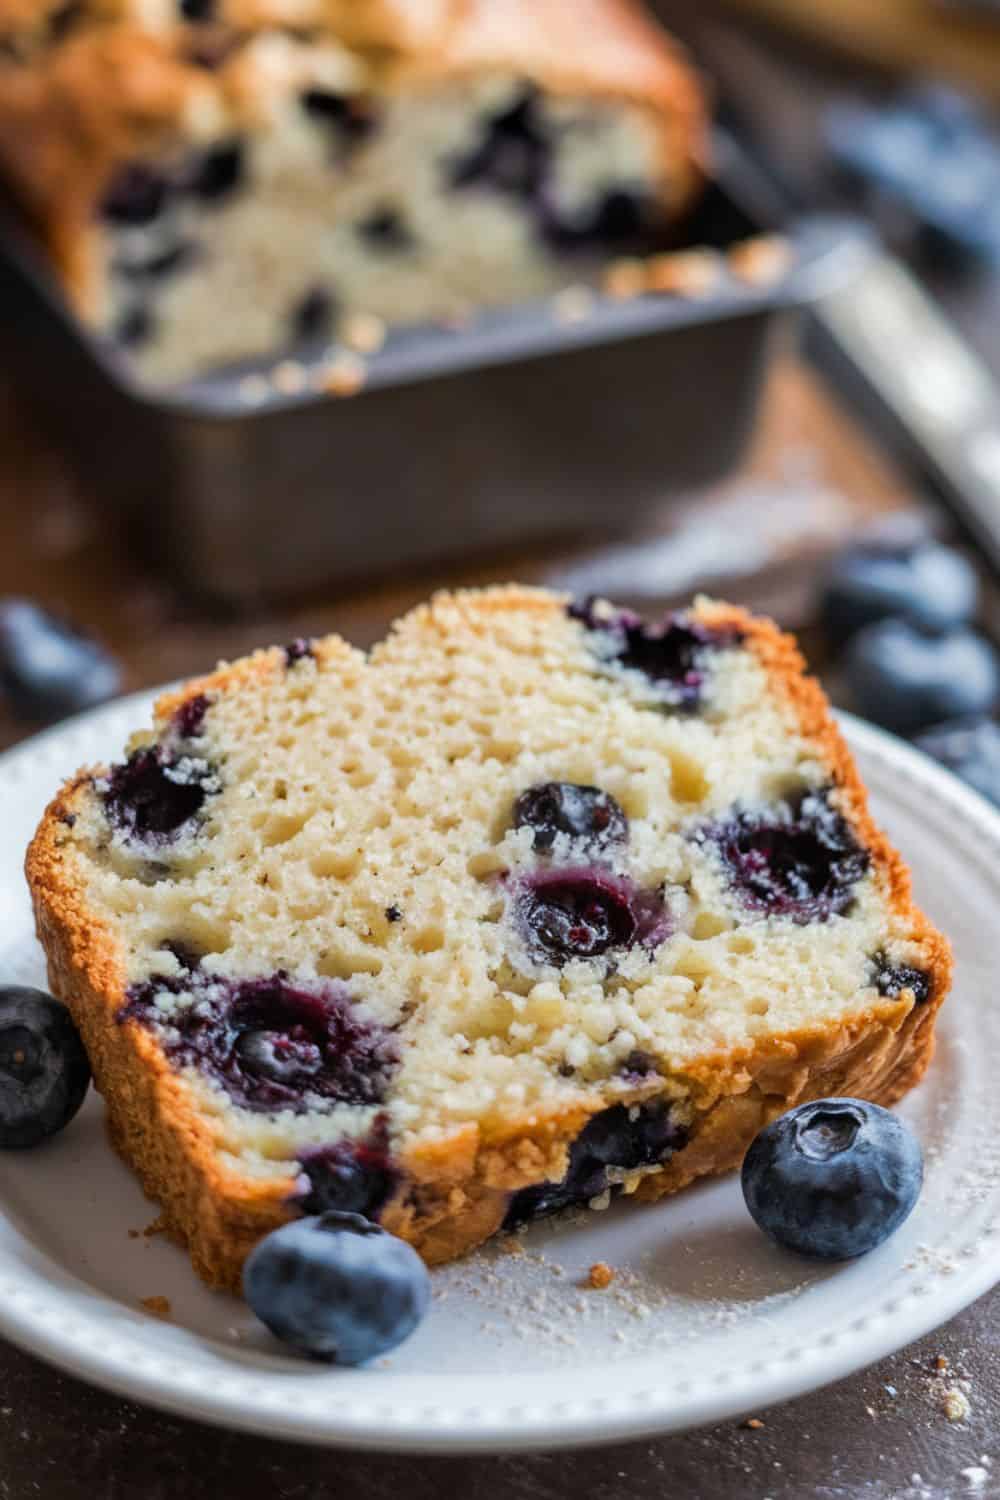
{"left": 0, "top": 133, "right": 869, "bottom": 604}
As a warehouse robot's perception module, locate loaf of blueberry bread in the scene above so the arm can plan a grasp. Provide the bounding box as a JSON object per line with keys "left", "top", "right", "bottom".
{"left": 0, "top": 0, "right": 706, "bottom": 382}
{"left": 26, "top": 587, "right": 951, "bottom": 1289}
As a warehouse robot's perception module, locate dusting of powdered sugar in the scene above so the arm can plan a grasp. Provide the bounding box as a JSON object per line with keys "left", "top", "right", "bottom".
{"left": 430, "top": 1226, "right": 811, "bottom": 1364}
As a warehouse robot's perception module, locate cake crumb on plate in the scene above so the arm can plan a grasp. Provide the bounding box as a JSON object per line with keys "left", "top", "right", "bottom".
{"left": 941, "top": 1387, "right": 971, "bottom": 1423}
{"left": 139, "top": 1296, "right": 172, "bottom": 1320}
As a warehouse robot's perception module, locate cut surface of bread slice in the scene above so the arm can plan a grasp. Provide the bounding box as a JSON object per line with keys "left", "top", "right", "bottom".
{"left": 26, "top": 588, "right": 951, "bottom": 1287}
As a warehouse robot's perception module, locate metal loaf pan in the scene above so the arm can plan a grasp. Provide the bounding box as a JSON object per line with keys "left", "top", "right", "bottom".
{"left": 0, "top": 136, "right": 868, "bottom": 604}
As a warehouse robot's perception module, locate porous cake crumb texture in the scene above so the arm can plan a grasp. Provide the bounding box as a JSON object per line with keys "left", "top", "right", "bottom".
{"left": 26, "top": 587, "right": 950, "bottom": 1286}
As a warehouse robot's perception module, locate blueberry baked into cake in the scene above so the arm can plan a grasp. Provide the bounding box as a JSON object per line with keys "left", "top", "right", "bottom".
{"left": 0, "top": 0, "right": 706, "bottom": 382}
{"left": 26, "top": 588, "right": 950, "bottom": 1288}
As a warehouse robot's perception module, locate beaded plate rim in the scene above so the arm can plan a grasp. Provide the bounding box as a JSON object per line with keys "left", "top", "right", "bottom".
{"left": 0, "top": 692, "right": 997, "bottom": 1452}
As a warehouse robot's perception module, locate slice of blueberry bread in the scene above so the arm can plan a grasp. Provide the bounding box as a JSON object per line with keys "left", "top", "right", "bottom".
{"left": 26, "top": 588, "right": 950, "bottom": 1288}
{"left": 0, "top": 0, "right": 705, "bottom": 382}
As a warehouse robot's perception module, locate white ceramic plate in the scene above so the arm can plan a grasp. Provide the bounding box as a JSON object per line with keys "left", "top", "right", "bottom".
{"left": 0, "top": 694, "right": 997, "bottom": 1453}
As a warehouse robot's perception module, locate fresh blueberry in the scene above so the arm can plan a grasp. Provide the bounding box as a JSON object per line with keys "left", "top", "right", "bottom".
{"left": 505, "top": 1100, "right": 686, "bottom": 1227}
{"left": 701, "top": 789, "right": 869, "bottom": 924}
{"left": 844, "top": 620, "right": 1000, "bottom": 736}
{"left": 741, "top": 1098, "right": 923, "bottom": 1260}
{"left": 0, "top": 987, "right": 91, "bottom": 1148}
{"left": 515, "top": 867, "right": 669, "bottom": 966}
{"left": 825, "top": 88, "right": 1000, "bottom": 265}
{"left": 820, "top": 540, "right": 977, "bottom": 644}
{"left": 914, "top": 716, "right": 1000, "bottom": 807}
{"left": 0, "top": 599, "right": 121, "bottom": 723}
{"left": 512, "top": 782, "right": 628, "bottom": 853}
{"left": 243, "top": 1212, "right": 430, "bottom": 1364}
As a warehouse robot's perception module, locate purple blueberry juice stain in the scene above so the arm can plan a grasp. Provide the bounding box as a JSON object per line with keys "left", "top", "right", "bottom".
{"left": 699, "top": 789, "right": 870, "bottom": 924}
{"left": 100, "top": 163, "right": 171, "bottom": 226}
{"left": 447, "top": 92, "right": 662, "bottom": 253}
{"left": 171, "top": 692, "right": 211, "bottom": 739}
{"left": 185, "top": 141, "right": 244, "bottom": 202}
{"left": 512, "top": 782, "right": 627, "bottom": 854}
{"left": 113, "top": 306, "right": 155, "bottom": 349}
{"left": 504, "top": 1100, "right": 687, "bottom": 1227}
{"left": 184, "top": 33, "right": 239, "bottom": 69}
{"left": 569, "top": 598, "right": 743, "bottom": 711}
{"left": 541, "top": 185, "right": 649, "bottom": 250}
{"left": 46, "top": 1, "right": 85, "bottom": 42}
{"left": 284, "top": 638, "right": 315, "bottom": 666}
{"left": 103, "top": 748, "right": 212, "bottom": 840}
{"left": 294, "top": 1116, "right": 398, "bottom": 1220}
{"left": 290, "top": 288, "right": 333, "bottom": 344}
{"left": 357, "top": 208, "right": 414, "bottom": 252}
{"left": 102, "top": 139, "right": 241, "bottom": 233}
{"left": 450, "top": 87, "right": 548, "bottom": 199}
{"left": 620, "top": 1049, "right": 659, "bottom": 1080}
{"left": 872, "top": 953, "right": 931, "bottom": 1004}
{"left": 159, "top": 939, "right": 203, "bottom": 972}
{"left": 120, "top": 973, "right": 398, "bottom": 1114}
{"left": 514, "top": 867, "right": 670, "bottom": 967}
{"left": 114, "top": 241, "right": 199, "bottom": 282}
{"left": 301, "top": 90, "right": 376, "bottom": 155}
{"left": 103, "top": 696, "right": 217, "bottom": 842}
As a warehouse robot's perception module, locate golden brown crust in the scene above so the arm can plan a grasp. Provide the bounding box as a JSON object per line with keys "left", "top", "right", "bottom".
{"left": 0, "top": 0, "right": 706, "bottom": 314}
{"left": 398, "top": 0, "right": 707, "bottom": 208}
{"left": 25, "top": 588, "right": 952, "bottom": 1291}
